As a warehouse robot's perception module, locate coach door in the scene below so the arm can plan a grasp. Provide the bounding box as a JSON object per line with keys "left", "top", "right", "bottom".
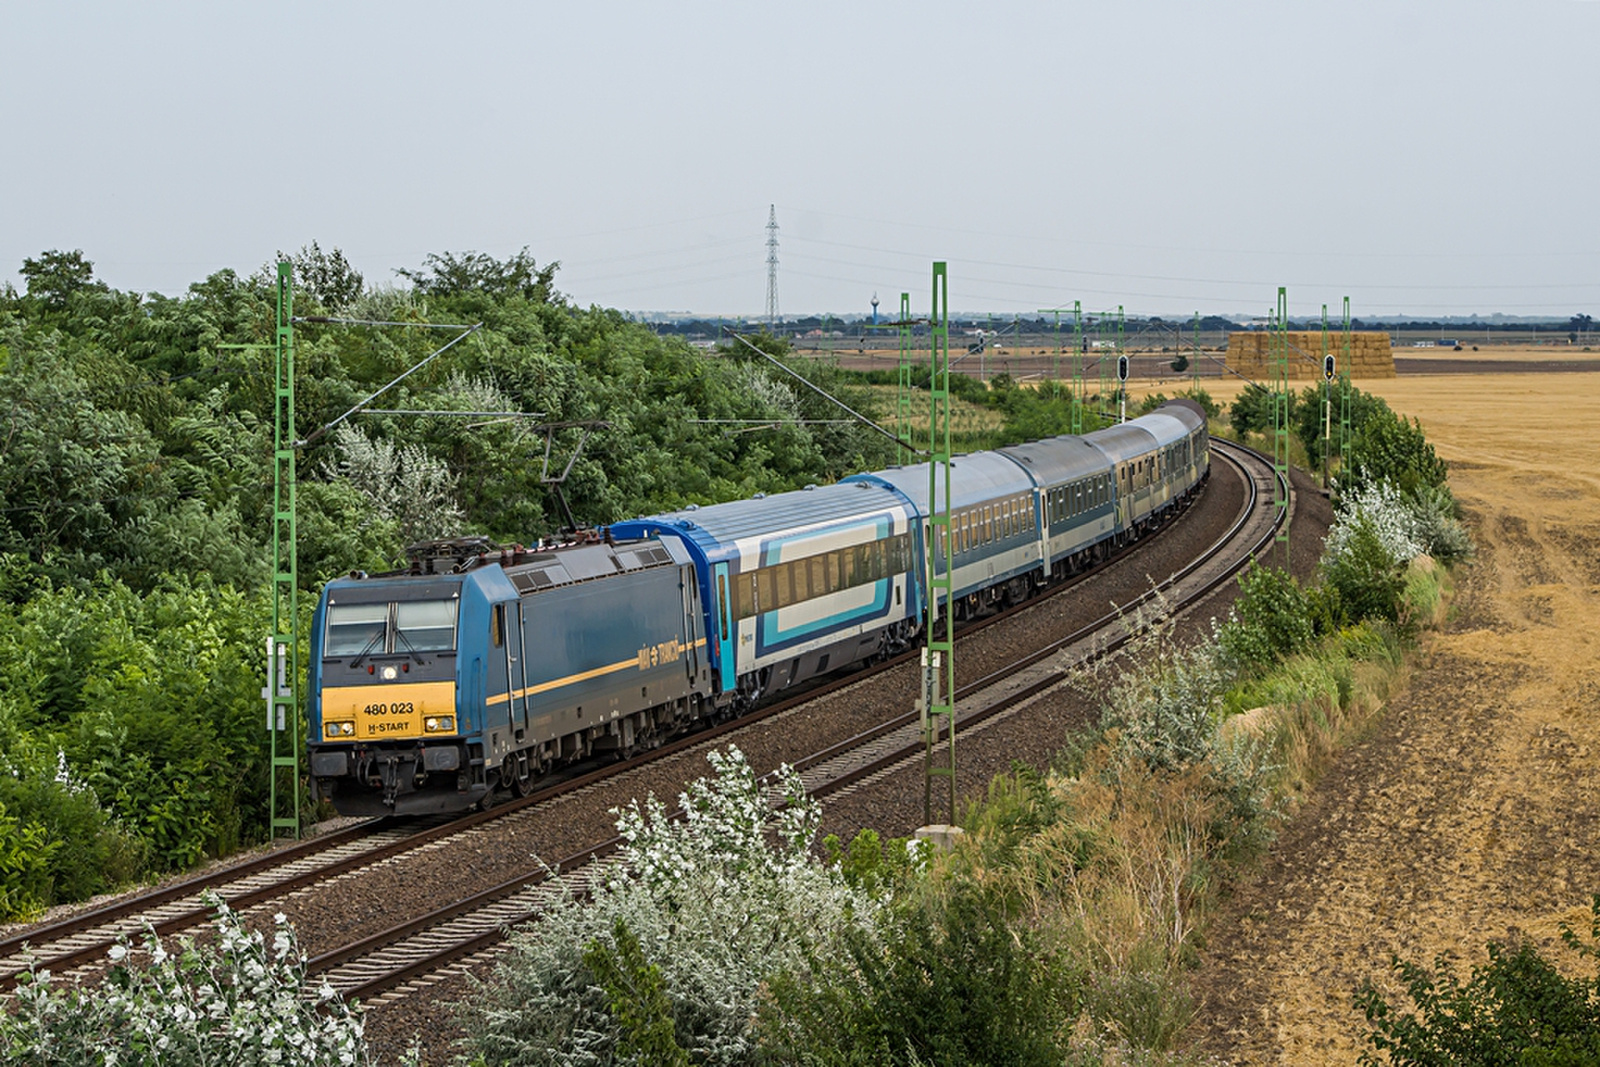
{"left": 507, "top": 602, "right": 529, "bottom": 737}
{"left": 712, "top": 561, "right": 737, "bottom": 694}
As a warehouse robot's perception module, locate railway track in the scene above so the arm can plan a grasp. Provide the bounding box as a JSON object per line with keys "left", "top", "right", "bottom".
{"left": 320, "top": 440, "right": 1282, "bottom": 1005}
{"left": 1, "top": 440, "right": 1279, "bottom": 1005}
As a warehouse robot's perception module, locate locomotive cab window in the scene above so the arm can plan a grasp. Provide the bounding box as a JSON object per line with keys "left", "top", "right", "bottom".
{"left": 325, "top": 603, "right": 388, "bottom": 658}
{"left": 395, "top": 600, "right": 458, "bottom": 652}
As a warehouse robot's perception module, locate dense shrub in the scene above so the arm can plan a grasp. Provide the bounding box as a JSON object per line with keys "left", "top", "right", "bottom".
{"left": 0, "top": 740, "right": 143, "bottom": 918}
{"left": 1355, "top": 896, "right": 1600, "bottom": 1066}
{"left": 1229, "top": 382, "right": 1290, "bottom": 439}
{"left": 1342, "top": 406, "right": 1448, "bottom": 497}
{"left": 761, "top": 877, "right": 1077, "bottom": 1066}
{"left": 0, "top": 801, "right": 55, "bottom": 920}
{"left": 1219, "top": 564, "right": 1316, "bottom": 672}
{"left": 0, "top": 573, "right": 268, "bottom": 895}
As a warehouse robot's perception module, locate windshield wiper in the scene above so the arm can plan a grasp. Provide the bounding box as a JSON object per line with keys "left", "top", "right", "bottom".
{"left": 349, "top": 627, "right": 386, "bottom": 668}
{"left": 393, "top": 627, "right": 427, "bottom": 666}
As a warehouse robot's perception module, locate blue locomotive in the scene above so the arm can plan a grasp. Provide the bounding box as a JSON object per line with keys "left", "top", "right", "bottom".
{"left": 306, "top": 398, "right": 1209, "bottom": 815}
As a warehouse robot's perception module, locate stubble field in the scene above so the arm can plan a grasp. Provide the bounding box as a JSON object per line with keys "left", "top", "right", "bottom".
{"left": 1181, "top": 364, "right": 1600, "bottom": 1062}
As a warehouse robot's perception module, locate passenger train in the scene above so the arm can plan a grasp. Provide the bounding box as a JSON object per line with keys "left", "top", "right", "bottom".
{"left": 306, "top": 398, "right": 1210, "bottom": 815}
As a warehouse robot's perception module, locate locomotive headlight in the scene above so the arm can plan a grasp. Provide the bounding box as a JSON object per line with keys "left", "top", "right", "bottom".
{"left": 381, "top": 666, "right": 399, "bottom": 680}
{"left": 325, "top": 721, "right": 355, "bottom": 738}
{"left": 424, "top": 716, "right": 455, "bottom": 733}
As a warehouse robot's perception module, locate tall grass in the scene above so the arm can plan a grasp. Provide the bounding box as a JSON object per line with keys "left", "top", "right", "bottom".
{"left": 918, "top": 562, "right": 1448, "bottom": 1063}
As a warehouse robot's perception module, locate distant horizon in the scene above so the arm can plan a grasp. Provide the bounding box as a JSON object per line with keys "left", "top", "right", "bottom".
{"left": 623, "top": 308, "right": 1591, "bottom": 326}
{"left": 7, "top": 249, "right": 1587, "bottom": 329}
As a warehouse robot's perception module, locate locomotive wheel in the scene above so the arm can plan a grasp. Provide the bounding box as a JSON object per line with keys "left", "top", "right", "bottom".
{"left": 507, "top": 754, "right": 535, "bottom": 798}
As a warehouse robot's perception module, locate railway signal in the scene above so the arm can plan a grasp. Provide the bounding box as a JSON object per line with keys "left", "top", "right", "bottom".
{"left": 1324, "top": 354, "right": 1336, "bottom": 381}
{"left": 1117, "top": 353, "right": 1128, "bottom": 424}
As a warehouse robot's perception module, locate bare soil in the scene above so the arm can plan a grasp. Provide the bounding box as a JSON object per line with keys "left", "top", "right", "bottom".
{"left": 1186, "top": 371, "right": 1600, "bottom": 1063}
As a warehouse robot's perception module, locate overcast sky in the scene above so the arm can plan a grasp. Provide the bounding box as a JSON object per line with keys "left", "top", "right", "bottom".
{"left": 6, "top": 1, "right": 1597, "bottom": 320}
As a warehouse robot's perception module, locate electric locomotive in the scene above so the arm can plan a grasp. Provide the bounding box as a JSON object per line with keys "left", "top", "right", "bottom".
{"left": 307, "top": 536, "right": 713, "bottom": 815}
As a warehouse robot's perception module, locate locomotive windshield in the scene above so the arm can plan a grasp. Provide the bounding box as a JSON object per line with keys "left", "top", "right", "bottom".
{"left": 324, "top": 599, "right": 459, "bottom": 658}
{"left": 395, "top": 600, "right": 457, "bottom": 651}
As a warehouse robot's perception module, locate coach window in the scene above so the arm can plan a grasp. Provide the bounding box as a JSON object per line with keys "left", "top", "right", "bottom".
{"left": 716, "top": 575, "right": 731, "bottom": 641}
{"left": 983, "top": 506, "right": 993, "bottom": 543}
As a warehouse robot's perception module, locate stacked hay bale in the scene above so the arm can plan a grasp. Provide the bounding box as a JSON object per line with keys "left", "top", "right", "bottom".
{"left": 1226, "top": 331, "right": 1395, "bottom": 379}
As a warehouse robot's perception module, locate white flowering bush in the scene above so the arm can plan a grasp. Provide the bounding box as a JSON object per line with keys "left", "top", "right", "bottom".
{"left": 1077, "top": 595, "right": 1235, "bottom": 774}
{"left": 1325, "top": 479, "right": 1423, "bottom": 566}
{"left": 457, "top": 746, "right": 877, "bottom": 1067}
{"left": 0, "top": 893, "right": 368, "bottom": 1066}
{"left": 323, "top": 423, "right": 462, "bottom": 544}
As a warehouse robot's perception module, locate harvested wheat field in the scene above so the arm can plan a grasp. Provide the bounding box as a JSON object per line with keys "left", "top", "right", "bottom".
{"left": 1185, "top": 367, "right": 1600, "bottom": 1063}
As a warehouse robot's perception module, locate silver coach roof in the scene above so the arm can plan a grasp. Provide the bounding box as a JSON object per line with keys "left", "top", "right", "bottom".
{"left": 998, "top": 435, "right": 1113, "bottom": 486}
{"left": 1081, "top": 422, "right": 1160, "bottom": 465}
{"left": 614, "top": 479, "right": 908, "bottom": 550}
{"left": 844, "top": 450, "right": 1035, "bottom": 514}
{"left": 1132, "top": 412, "right": 1191, "bottom": 448}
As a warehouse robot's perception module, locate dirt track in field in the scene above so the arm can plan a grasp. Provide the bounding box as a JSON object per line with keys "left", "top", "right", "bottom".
{"left": 1186, "top": 371, "right": 1600, "bottom": 1063}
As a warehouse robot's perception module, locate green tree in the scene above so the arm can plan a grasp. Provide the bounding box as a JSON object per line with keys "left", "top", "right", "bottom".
{"left": 395, "top": 246, "right": 560, "bottom": 302}
{"left": 1229, "top": 382, "right": 1285, "bottom": 439}
{"left": 19, "top": 249, "right": 107, "bottom": 310}
{"left": 279, "top": 241, "right": 364, "bottom": 311}
{"left": 1294, "top": 382, "right": 1392, "bottom": 471}
{"left": 1323, "top": 512, "right": 1407, "bottom": 624}
{"left": 1343, "top": 407, "right": 1448, "bottom": 497}
{"left": 583, "top": 918, "right": 693, "bottom": 1067}
{"left": 1219, "top": 563, "right": 1315, "bottom": 670}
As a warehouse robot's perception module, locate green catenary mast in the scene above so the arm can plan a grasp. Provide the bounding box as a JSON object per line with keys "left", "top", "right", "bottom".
{"left": 923, "top": 262, "right": 956, "bottom": 827}
{"left": 1272, "top": 287, "right": 1291, "bottom": 564}
{"left": 1340, "top": 296, "right": 1353, "bottom": 478}
{"left": 897, "top": 291, "right": 914, "bottom": 464}
{"left": 269, "top": 262, "right": 301, "bottom": 839}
